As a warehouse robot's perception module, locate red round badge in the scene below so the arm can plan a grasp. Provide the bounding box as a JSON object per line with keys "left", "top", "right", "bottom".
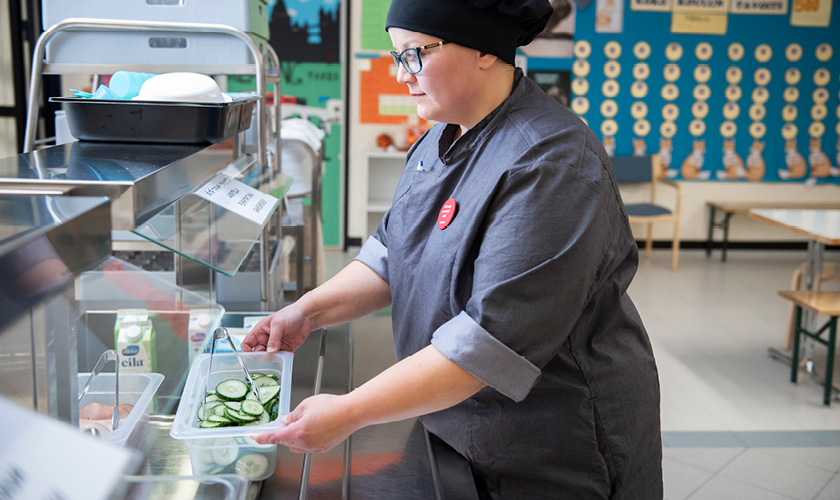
{"left": 437, "top": 198, "right": 457, "bottom": 230}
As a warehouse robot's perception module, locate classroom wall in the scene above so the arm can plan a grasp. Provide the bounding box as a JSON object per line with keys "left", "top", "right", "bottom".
{"left": 346, "top": 0, "right": 839, "bottom": 244}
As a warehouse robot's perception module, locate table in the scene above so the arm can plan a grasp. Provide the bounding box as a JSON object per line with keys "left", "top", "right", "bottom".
{"left": 749, "top": 209, "right": 840, "bottom": 400}
{"left": 707, "top": 202, "right": 840, "bottom": 262}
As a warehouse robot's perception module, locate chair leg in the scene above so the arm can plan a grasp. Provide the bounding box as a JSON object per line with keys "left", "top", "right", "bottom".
{"left": 645, "top": 223, "right": 653, "bottom": 258}
{"left": 823, "top": 317, "right": 836, "bottom": 407}
{"left": 786, "top": 265, "right": 805, "bottom": 350}
{"left": 791, "top": 306, "right": 802, "bottom": 384}
{"left": 671, "top": 220, "right": 681, "bottom": 271}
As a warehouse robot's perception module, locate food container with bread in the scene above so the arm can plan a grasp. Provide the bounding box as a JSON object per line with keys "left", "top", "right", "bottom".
{"left": 170, "top": 351, "right": 292, "bottom": 481}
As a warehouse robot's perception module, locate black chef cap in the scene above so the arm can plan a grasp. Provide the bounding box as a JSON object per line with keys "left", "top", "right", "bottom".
{"left": 386, "top": 0, "right": 553, "bottom": 65}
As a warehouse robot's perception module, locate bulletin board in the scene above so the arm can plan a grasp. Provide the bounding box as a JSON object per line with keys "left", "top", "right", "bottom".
{"left": 536, "top": 0, "right": 840, "bottom": 183}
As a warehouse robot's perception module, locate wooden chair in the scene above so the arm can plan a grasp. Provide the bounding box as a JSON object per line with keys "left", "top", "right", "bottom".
{"left": 786, "top": 262, "right": 840, "bottom": 350}
{"left": 612, "top": 154, "right": 682, "bottom": 270}
{"left": 778, "top": 290, "right": 840, "bottom": 406}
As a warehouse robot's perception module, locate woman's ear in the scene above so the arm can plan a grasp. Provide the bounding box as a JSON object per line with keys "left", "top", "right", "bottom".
{"left": 477, "top": 51, "right": 500, "bottom": 70}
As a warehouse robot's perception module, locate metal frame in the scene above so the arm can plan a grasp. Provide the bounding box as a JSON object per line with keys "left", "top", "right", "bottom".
{"left": 22, "top": 18, "right": 280, "bottom": 308}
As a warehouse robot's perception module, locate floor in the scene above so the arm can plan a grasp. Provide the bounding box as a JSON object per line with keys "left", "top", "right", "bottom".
{"left": 326, "top": 247, "right": 840, "bottom": 500}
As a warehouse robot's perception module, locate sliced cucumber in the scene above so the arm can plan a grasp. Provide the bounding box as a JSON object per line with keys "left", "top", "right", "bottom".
{"left": 253, "top": 376, "right": 280, "bottom": 388}
{"left": 216, "top": 379, "right": 248, "bottom": 402}
{"left": 235, "top": 453, "right": 270, "bottom": 480}
{"left": 241, "top": 400, "right": 265, "bottom": 417}
{"left": 256, "top": 385, "right": 280, "bottom": 404}
{"left": 195, "top": 371, "right": 280, "bottom": 429}
{"left": 210, "top": 438, "right": 239, "bottom": 466}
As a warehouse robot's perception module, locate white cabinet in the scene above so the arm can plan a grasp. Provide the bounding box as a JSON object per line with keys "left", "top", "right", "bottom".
{"left": 364, "top": 151, "right": 407, "bottom": 238}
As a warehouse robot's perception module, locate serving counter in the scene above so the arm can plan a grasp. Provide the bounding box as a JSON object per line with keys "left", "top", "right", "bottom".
{"left": 0, "top": 140, "right": 472, "bottom": 499}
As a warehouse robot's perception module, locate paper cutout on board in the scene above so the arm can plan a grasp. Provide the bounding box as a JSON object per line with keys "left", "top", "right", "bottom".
{"left": 631, "top": 0, "right": 672, "bottom": 11}
{"left": 681, "top": 139, "right": 709, "bottom": 179}
{"left": 745, "top": 140, "right": 766, "bottom": 181}
{"left": 815, "top": 43, "right": 833, "bottom": 62}
{"left": 671, "top": 12, "right": 728, "bottom": 33}
{"left": 779, "top": 124, "right": 806, "bottom": 179}
{"left": 718, "top": 138, "right": 746, "bottom": 179}
{"left": 596, "top": 0, "right": 625, "bottom": 32}
{"left": 809, "top": 137, "right": 833, "bottom": 177}
{"left": 674, "top": 0, "right": 730, "bottom": 12}
{"left": 633, "top": 41, "right": 652, "bottom": 59}
{"left": 359, "top": 55, "right": 430, "bottom": 125}
{"left": 791, "top": 0, "right": 833, "bottom": 27}
{"left": 633, "top": 136, "right": 648, "bottom": 156}
{"left": 786, "top": 43, "right": 804, "bottom": 62}
{"left": 730, "top": 0, "right": 788, "bottom": 14}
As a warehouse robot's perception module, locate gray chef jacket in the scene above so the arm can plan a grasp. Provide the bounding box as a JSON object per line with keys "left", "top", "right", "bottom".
{"left": 356, "top": 69, "right": 662, "bottom": 499}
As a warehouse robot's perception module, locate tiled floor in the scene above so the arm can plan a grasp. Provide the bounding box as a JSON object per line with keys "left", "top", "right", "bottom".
{"left": 631, "top": 249, "right": 840, "bottom": 500}
{"left": 328, "top": 247, "right": 840, "bottom": 499}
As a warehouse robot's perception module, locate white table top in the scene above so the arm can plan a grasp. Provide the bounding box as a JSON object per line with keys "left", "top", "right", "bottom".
{"left": 749, "top": 209, "right": 840, "bottom": 246}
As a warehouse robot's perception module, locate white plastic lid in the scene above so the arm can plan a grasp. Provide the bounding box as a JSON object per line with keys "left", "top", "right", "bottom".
{"left": 197, "top": 314, "right": 210, "bottom": 327}
{"left": 124, "top": 325, "right": 143, "bottom": 342}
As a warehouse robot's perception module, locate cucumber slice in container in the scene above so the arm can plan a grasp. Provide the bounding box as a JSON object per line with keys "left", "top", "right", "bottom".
{"left": 235, "top": 453, "right": 270, "bottom": 480}
{"left": 211, "top": 438, "right": 239, "bottom": 466}
{"left": 241, "top": 400, "right": 265, "bottom": 417}
{"left": 216, "top": 379, "right": 248, "bottom": 402}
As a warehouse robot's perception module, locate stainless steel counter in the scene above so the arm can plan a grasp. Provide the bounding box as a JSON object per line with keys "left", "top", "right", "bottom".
{"left": 123, "top": 319, "right": 484, "bottom": 500}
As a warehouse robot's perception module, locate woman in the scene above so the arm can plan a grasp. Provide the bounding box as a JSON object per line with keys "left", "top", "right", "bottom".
{"left": 242, "top": 1, "right": 663, "bottom": 497}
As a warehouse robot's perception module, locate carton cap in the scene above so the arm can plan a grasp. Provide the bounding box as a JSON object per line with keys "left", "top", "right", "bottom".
{"left": 124, "top": 324, "right": 143, "bottom": 342}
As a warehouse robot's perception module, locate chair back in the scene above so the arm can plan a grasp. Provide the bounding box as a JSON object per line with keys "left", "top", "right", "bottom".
{"left": 611, "top": 155, "right": 654, "bottom": 184}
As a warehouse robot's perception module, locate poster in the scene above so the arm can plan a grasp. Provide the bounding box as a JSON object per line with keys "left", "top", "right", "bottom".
{"left": 520, "top": 0, "right": 576, "bottom": 58}
{"left": 596, "top": 0, "right": 625, "bottom": 32}
{"left": 791, "top": 0, "right": 833, "bottom": 26}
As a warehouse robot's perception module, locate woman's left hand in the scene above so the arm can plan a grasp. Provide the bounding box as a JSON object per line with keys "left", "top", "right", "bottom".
{"left": 253, "top": 393, "right": 359, "bottom": 453}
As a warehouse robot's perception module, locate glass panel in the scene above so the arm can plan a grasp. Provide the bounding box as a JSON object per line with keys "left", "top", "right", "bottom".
{"left": 75, "top": 257, "right": 225, "bottom": 414}
{"left": 131, "top": 173, "right": 291, "bottom": 277}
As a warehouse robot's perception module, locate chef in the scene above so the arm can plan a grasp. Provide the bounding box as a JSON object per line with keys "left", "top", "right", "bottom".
{"left": 242, "top": 0, "right": 663, "bottom": 497}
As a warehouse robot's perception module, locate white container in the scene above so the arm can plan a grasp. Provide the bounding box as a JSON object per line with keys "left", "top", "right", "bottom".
{"left": 170, "top": 352, "right": 293, "bottom": 480}
{"left": 42, "top": 0, "right": 269, "bottom": 37}
{"left": 41, "top": 0, "right": 270, "bottom": 66}
{"left": 78, "top": 371, "right": 164, "bottom": 449}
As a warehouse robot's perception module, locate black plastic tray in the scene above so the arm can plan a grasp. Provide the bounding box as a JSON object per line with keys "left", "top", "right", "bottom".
{"left": 51, "top": 97, "right": 258, "bottom": 144}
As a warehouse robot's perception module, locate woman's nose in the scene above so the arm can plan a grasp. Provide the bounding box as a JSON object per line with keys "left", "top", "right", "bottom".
{"left": 395, "top": 63, "right": 415, "bottom": 84}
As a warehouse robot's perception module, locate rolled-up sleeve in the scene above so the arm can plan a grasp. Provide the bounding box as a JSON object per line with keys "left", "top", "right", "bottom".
{"left": 354, "top": 235, "right": 389, "bottom": 285}
{"left": 432, "top": 311, "right": 540, "bottom": 401}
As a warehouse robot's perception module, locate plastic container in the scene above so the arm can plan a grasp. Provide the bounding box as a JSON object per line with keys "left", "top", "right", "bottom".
{"left": 50, "top": 96, "right": 257, "bottom": 144}
{"left": 121, "top": 474, "right": 248, "bottom": 500}
{"left": 78, "top": 371, "right": 164, "bottom": 449}
{"left": 42, "top": 0, "right": 269, "bottom": 66}
{"left": 170, "top": 352, "right": 293, "bottom": 480}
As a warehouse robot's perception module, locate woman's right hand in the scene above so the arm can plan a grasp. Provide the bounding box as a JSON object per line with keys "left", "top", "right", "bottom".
{"left": 240, "top": 304, "right": 312, "bottom": 353}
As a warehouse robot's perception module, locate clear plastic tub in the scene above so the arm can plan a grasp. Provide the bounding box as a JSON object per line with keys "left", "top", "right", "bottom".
{"left": 121, "top": 474, "right": 248, "bottom": 500}
{"left": 170, "top": 352, "right": 292, "bottom": 480}
{"left": 78, "top": 372, "right": 164, "bottom": 449}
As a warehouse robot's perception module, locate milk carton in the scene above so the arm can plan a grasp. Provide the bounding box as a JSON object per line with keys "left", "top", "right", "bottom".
{"left": 187, "top": 309, "right": 216, "bottom": 361}
{"left": 115, "top": 309, "right": 156, "bottom": 373}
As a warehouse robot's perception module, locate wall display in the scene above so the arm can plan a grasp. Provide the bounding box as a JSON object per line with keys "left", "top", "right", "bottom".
{"left": 597, "top": 0, "right": 626, "bottom": 32}
{"left": 631, "top": 0, "right": 672, "bottom": 11}
{"left": 807, "top": 46, "right": 835, "bottom": 177}
{"left": 235, "top": 0, "right": 343, "bottom": 246}
{"left": 730, "top": 0, "right": 788, "bottom": 14}
{"left": 791, "top": 0, "right": 833, "bottom": 27}
{"left": 563, "top": 4, "right": 838, "bottom": 184}
{"left": 601, "top": 41, "right": 623, "bottom": 155}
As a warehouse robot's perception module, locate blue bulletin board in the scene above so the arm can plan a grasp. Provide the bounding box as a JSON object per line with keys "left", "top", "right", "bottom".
{"left": 525, "top": 0, "right": 840, "bottom": 184}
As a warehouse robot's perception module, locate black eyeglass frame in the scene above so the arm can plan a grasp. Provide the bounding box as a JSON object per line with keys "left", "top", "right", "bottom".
{"left": 390, "top": 41, "right": 450, "bottom": 75}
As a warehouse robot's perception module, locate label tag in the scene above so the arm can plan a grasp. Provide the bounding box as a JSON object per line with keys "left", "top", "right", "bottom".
{"left": 195, "top": 173, "right": 280, "bottom": 227}
{"left": 437, "top": 198, "right": 457, "bottom": 230}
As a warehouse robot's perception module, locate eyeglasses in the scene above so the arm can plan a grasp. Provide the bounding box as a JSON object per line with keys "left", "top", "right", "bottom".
{"left": 390, "top": 41, "right": 449, "bottom": 75}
